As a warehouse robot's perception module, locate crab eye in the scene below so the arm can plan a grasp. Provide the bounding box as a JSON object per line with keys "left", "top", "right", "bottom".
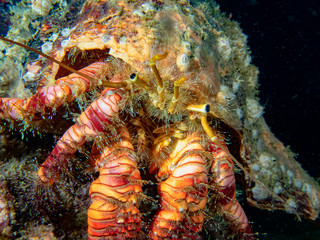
{"left": 130, "top": 73, "right": 137, "bottom": 80}
{"left": 205, "top": 104, "right": 210, "bottom": 113}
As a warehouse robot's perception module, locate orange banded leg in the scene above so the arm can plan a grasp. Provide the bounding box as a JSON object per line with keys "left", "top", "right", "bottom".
{"left": 209, "top": 139, "right": 253, "bottom": 238}
{"left": 0, "top": 62, "right": 109, "bottom": 121}
{"left": 150, "top": 133, "right": 208, "bottom": 239}
{"left": 88, "top": 127, "right": 142, "bottom": 239}
{"left": 38, "top": 91, "right": 123, "bottom": 184}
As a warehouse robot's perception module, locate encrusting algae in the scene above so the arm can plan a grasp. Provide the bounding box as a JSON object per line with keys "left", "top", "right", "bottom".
{"left": 0, "top": 0, "right": 319, "bottom": 239}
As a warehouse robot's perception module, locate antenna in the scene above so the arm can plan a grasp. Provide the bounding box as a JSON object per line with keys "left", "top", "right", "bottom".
{"left": 0, "top": 36, "right": 127, "bottom": 88}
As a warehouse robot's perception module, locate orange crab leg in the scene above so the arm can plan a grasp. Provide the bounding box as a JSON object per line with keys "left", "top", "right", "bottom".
{"left": 209, "top": 139, "right": 253, "bottom": 239}
{"left": 150, "top": 133, "right": 208, "bottom": 239}
{"left": 38, "top": 90, "right": 123, "bottom": 184}
{"left": 0, "top": 61, "right": 125, "bottom": 121}
{"left": 88, "top": 127, "right": 142, "bottom": 239}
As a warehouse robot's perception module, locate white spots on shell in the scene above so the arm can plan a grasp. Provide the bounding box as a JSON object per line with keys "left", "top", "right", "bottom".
{"left": 41, "top": 33, "right": 58, "bottom": 54}
{"left": 133, "top": 9, "right": 145, "bottom": 17}
{"left": 244, "top": 54, "right": 252, "bottom": 66}
{"left": 260, "top": 169, "right": 272, "bottom": 179}
{"left": 119, "top": 36, "right": 127, "bottom": 44}
{"left": 293, "top": 179, "right": 303, "bottom": 189}
{"left": 216, "top": 91, "right": 228, "bottom": 105}
{"left": 259, "top": 152, "right": 276, "bottom": 168}
{"left": 23, "top": 72, "right": 36, "bottom": 83}
{"left": 61, "top": 39, "right": 70, "bottom": 48}
{"left": 176, "top": 53, "right": 189, "bottom": 72}
{"left": 49, "top": 33, "right": 59, "bottom": 42}
{"left": 31, "top": 0, "right": 60, "bottom": 15}
{"left": 133, "top": 9, "right": 144, "bottom": 17}
{"left": 217, "top": 85, "right": 235, "bottom": 105}
{"left": 302, "top": 183, "right": 312, "bottom": 196}
{"left": 252, "top": 185, "right": 269, "bottom": 201}
{"left": 246, "top": 98, "right": 263, "bottom": 123}
{"left": 287, "top": 169, "right": 295, "bottom": 178}
{"left": 301, "top": 183, "right": 320, "bottom": 208}
{"left": 116, "top": 218, "right": 125, "bottom": 223}
{"left": 61, "top": 28, "right": 71, "bottom": 37}
{"left": 286, "top": 169, "right": 295, "bottom": 186}
{"left": 251, "top": 163, "right": 260, "bottom": 173}
{"left": 252, "top": 129, "right": 258, "bottom": 139}
{"left": 310, "top": 192, "right": 320, "bottom": 208}
{"left": 236, "top": 108, "right": 243, "bottom": 120}
{"left": 180, "top": 41, "right": 192, "bottom": 56}
{"left": 273, "top": 182, "right": 283, "bottom": 195}
{"left": 217, "top": 36, "right": 232, "bottom": 61}
{"left": 285, "top": 198, "right": 298, "bottom": 213}
{"left": 256, "top": 138, "right": 264, "bottom": 152}
{"left": 133, "top": 2, "right": 155, "bottom": 17}
{"left": 41, "top": 41, "right": 53, "bottom": 54}
{"left": 141, "top": 2, "right": 155, "bottom": 12}
{"left": 232, "top": 81, "right": 240, "bottom": 93}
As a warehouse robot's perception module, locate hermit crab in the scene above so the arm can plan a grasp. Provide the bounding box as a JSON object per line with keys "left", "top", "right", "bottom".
{"left": 0, "top": 0, "right": 319, "bottom": 239}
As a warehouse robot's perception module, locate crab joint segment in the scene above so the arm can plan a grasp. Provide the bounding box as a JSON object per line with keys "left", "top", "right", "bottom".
{"left": 186, "top": 104, "right": 216, "bottom": 141}
{"left": 150, "top": 133, "right": 208, "bottom": 239}
{"left": 168, "top": 77, "right": 186, "bottom": 113}
{"left": 149, "top": 51, "right": 168, "bottom": 90}
{"left": 200, "top": 114, "right": 217, "bottom": 142}
{"left": 209, "top": 139, "right": 253, "bottom": 238}
{"left": 37, "top": 92, "right": 122, "bottom": 184}
{"left": 149, "top": 51, "right": 168, "bottom": 108}
{"left": 88, "top": 127, "right": 142, "bottom": 239}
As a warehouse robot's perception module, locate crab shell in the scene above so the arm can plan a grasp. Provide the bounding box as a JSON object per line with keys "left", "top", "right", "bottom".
{"left": 38, "top": 0, "right": 320, "bottom": 221}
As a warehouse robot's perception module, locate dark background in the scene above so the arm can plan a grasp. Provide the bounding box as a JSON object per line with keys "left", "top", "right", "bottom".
{"left": 216, "top": 0, "right": 320, "bottom": 179}
{"left": 216, "top": 0, "right": 320, "bottom": 239}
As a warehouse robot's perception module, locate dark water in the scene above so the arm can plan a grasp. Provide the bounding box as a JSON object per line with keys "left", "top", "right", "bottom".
{"left": 217, "top": 0, "right": 320, "bottom": 239}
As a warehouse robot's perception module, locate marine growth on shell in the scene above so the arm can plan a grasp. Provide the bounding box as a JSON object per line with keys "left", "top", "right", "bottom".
{"left": 0, "top": 0, "right": 319, "bottom": 239}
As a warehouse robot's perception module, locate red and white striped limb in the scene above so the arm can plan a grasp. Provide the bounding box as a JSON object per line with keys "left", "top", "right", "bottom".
{"left": 0, "top": 61, "right": 107, "bottom": 120}
{"left": 88, "top": 127, "right": 142, "bottom": 239}
{"left": 38, "top": 90, "right": 123, "bottom": 184}
{"left": 150, "top": 133, "right": 208, "bottom": 239}
{"left": 209, "top": 139, "right": 253, "bottom": 238}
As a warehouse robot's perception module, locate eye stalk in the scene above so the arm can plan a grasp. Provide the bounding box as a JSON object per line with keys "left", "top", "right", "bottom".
{"left": 187, "top": 103, "right": 216, "bottom": 141}
{"left": 186, "top": 104, "right": 209, "bottom": 113}
{"left": 129, "top": 73, "right": 149, "bottom": 91}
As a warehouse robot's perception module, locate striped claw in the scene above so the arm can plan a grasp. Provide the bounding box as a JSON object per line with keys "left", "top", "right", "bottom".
{"left": 0, "top": 62, "right": 108, "bottom": 121}
{"left": 150, "top": 133, "right": 208, "bottom": 239}
{"left": 209, "top": 139, "right": 253, "bottom": 238}
{"left": 88, "top": 127, "right": 142, "bottom": 239}
{"left": 38, "top": 91, "right": 122, "bottom": 184}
